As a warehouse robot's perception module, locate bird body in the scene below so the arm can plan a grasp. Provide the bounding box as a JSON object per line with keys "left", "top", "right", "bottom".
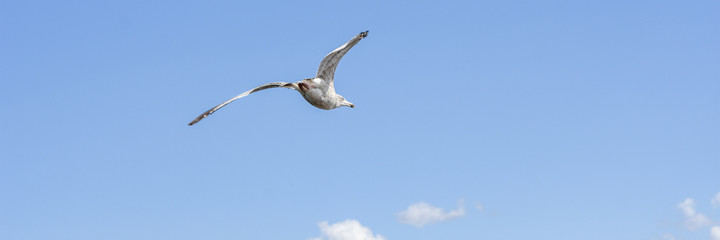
{"left": 189, "top": 31, "right": 368, "bottom": 126}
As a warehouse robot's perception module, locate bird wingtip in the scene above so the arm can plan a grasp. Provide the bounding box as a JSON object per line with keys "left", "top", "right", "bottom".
{"left": 188, "top": 118, "right": 201, "bottom": 126}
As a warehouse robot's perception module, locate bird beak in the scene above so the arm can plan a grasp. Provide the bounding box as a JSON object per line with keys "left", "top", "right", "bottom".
{"left": 341, "top": 99, "right": 355, "bottom": 108}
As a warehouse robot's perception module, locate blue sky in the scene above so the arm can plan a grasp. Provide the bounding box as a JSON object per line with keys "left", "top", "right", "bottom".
{"left": 1, "top": 0, "right": 719, "bottom": 239}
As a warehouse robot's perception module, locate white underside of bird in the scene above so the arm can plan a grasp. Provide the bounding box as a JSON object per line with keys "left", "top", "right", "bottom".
{"left": 189, "top": 31, "right": 369, "bottom": 126}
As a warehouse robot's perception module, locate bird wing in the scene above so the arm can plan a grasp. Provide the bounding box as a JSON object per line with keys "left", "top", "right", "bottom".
{"left": 315, "top": 31, "right": 368, "bottom": 84}
{"left": 188, "top": 82, "right": 297, "bottom": 126}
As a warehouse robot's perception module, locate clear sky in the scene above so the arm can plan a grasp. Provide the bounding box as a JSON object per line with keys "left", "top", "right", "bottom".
{"left": 1, "top": 0, "right": 719, "bottom": 239}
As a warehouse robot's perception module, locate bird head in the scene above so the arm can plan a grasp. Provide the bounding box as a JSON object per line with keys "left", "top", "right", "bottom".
{"left": 337, "top": 95, "right": 355, "bottom": 108}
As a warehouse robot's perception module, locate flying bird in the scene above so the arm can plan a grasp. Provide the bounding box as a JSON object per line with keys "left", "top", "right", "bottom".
{"left": 188, "top": 31, "right": 369, "bottom": 126}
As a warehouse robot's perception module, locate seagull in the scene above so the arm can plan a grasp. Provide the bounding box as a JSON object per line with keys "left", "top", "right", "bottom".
{"left": 188, "top": 31, "right": 369, "bottom": 126}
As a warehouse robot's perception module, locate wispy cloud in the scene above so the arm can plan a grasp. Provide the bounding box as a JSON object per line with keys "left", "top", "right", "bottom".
{"left": 660, "top": 233, "right": 676, "bottom": 240}
{"left": 712, "top": 226, "right": 720, "bottom": 240}
{"left": 475, "top": 202, "right": 484, "bottom": 211}
{"left": 712, "top": 192, "right": 720, "bottom": 209}
{"left": 678, "top": 198, "right": 712, "bottom": 230}
{"left": 396, "top": 200, "right": 465, "bottom": 227}
{"left": 309, "top": 219, "right": 385, "bottom": 240}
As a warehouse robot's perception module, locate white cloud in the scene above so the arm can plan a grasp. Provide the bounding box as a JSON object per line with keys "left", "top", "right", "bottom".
{"left": 396, "top": 200, "right": 465, "bottom": 227}
{"left": 678, "top": 198, "right": 713, "bottom": 230}
{"left": 712, "top": 226, "right": 720, "bottom": 240}
{"left": 679, "top": 198, "right": 697, "bottom": 217}
{"left": 687, "top": 214, "right": 714, "bottom": 230}
{"left": 309, "top": 219, "right": 385, "bottom": 240}
{"left": 712, "top": 192, "right": 720, "bottom": 209}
